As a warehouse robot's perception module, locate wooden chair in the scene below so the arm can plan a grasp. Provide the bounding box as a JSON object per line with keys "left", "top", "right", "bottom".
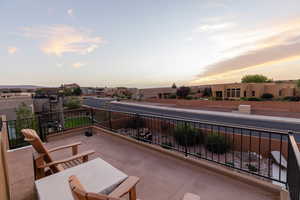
{"left": 69, "top": 175, "right": 140, "bottom": 200}
{"left": 21, "top": 129, "right": 95, "bottom": 179}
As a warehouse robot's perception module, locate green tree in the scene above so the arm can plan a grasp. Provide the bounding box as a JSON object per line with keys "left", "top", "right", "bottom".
{"left": 171, "top": 83, "right": 177, "bottom": 89}
{"left": 241, "top": 74, "right": 271, "bottom": 83}
{"left": 16, "top": 103, "right": 33, "bottom": 119}
{"left": 297, "top": 79, "right": 300, "bottom": 88}
{"left": 64, "top": 88, "right": 73, "bottom": 96}
{"left": 176, "top": 86, "right": 190, "bottom": 99}
{"left": 64, "top": 97, "right": 81, "bottom": 109}
{"left": 15, "top": 103, "right": 37, "bottom": 135}
{"left": 72, "top": 87, "right": 82, "bottom": 96}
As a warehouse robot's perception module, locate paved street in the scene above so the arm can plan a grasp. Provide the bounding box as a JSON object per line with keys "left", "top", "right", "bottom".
{"left": 83, "top": 97, "right": 300, "bottom": 133}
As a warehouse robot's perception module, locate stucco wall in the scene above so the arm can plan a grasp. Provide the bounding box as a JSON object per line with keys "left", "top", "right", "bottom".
{"left": 144, "top": 99, "right": 300, "bottom": 113}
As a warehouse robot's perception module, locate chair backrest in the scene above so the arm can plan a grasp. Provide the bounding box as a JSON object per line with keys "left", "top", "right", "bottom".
{"left": 21, "top": 129, "right": 60, "bottom": 173}
{"left": 69, "top": 175, "right": 120, "bottom": 200}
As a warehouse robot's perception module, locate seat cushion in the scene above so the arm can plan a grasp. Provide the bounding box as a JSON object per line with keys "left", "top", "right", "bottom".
{"left": 183, "top": 193, "right": 200, "bottom": 200}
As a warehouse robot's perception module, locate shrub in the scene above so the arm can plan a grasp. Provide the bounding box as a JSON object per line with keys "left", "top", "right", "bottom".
{"left": 246, "top": 97, "right": 261, "bottom": 101}
{"left": 206, "top": 133, "right": 230, "bottom": 154}
{"left": 168, "top": 94, "right": 177, "bottom": 99}
{"left": 185, "top": 95, "right": 193, "bottom": 100}
{"left": 261, "top": 93, "right": 274, "bottom": 99}
{"left": 240, "top": 97, "right": 248, "bottom": 101}
{"left": 246, "top": 164, "right": 258, "bottom": 172}
{"left": 283, "top": 96, "right": 300, "bottom": 102}
{"left": 176, "top": 86, "right": 191, "bottom": 99}
{"left": 174, "top": 124, "right": 203, "bottom": 146}
{"left": 241, "top": 74, "right": 271, "bottom": 83}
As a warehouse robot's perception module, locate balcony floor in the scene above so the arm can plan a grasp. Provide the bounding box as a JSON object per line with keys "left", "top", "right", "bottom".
{"left": 7, "top": 128, "right": 278, "bottom": 200}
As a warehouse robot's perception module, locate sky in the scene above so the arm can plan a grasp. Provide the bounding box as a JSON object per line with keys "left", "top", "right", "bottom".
{"left": 1, "top": 0, "right": 300, "bottom": 88}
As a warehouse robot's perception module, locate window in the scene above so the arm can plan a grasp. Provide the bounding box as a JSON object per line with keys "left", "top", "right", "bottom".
{"left": 216, "top": 91, "right": 223, "bottom": 98}
{"left": 236, "top": 88, "right": 241, "bottom": 97}
{"left": 279, "top": 90, "right": 282, "bottom": 96}
{"left": 252, "top": 91, "right": 255, "bottom": 97}
{"left": 231, "top": 89, "right": 236, "bottom": 97}
{"left": 244, "top": 91, "right": 247, "bottom": 97}
{"left": 227, "top": 89, "right": 231, "bottom": 97}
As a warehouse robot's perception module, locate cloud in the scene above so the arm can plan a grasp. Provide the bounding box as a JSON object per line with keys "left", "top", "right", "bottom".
{"left": 195, "top": 19, "right": 300, "bottom": 82}
{"left": 67, "top": 9, "right": 74, "bottom": 17}
{"left": 204, "top": 2, "right": 227, "bottom": 9}
{"left": 72, "top": 62, "right": 86, "bottom": 68}
{"left": 194, "top": 22, "right": 235, "bottom": 33}
{"left": 21, "top": 24, "right": 104, "bottom": 56}
{"left": 7, "top": 47, "right": 18, "bottom": 54}
{"left": 56, "top": 63, "right": 63, "bottom": 68}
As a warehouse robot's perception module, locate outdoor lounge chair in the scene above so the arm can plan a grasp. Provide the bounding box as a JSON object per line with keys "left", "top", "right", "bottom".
{"left": 69, "top": 175, "right": 140, "bottom": 200}
{"left": 21, "top": 129, "right": 95, "bottom": 179}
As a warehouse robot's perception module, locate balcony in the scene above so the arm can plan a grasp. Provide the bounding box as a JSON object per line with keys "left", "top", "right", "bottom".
{"left": 1, "top": 108, "right": 300, "bottom": 200}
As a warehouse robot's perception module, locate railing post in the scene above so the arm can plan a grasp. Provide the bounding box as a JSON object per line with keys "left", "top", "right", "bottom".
{"left": 108, "top": 110, "right": 112, "bottom": 130}
{"left": 184, "top": 121, "right": 188, "bottom": 157}
{"left": 90, "top": 108, "right": 94, "bottom": 125}
{"left": 38, "top": 115, "right": 46, "bottom": 142}
{"left": 136, "top": 113, "right": 140, "bottom": 140}
{"left": 287, "top": 131, "right": 292, "bottom": 190}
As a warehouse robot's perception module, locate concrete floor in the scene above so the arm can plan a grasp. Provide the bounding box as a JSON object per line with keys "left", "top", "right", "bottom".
{"left": 7, "top": 129, "right": 278, "bottom": 200}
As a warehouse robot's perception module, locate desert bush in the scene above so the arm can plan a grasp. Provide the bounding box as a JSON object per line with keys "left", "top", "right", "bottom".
{"left": 261, "top": 93, "right": 274, "bottom": 99}
{"left": 246, "top": 164, "right": 258, "bottom": 172}
{"left": 283, "top": 96, "right": 300, "bottom": 101}
{"left": 206, "top": 133, "right": 230, "bottom": 154}
{"left": 174, "top": 124, "right": 203, "bottom": 146}
{"left": 185, "top": 95, "right": 193, "bottom": 100}
{"left": 246, "top": 97, "right": 261, "bottom": 101}
{"left": 168, "top": 94, "right": 177, "bottom": 99}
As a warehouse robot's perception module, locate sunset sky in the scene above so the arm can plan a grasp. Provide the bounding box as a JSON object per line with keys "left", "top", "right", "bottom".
{"left": 1, "top": 0, "right": 300, "bottom": 88}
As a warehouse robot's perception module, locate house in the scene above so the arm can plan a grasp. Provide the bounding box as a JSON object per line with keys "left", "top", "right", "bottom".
{"left": 81, "top": 87, "right": 105, "bottom": 96}
{"left": 61, "top": 83, "right": 80, "bottom": 90}
{"left": 138, "top": 87, "right": 176, "bottom": 99}
{"left": 211, "top": 81, "right": 297, "bottom": 100}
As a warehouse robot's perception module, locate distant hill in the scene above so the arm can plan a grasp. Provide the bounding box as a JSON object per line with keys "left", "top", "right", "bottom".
{"left": 0, "top": 85, "right": 47, "bottom": 89}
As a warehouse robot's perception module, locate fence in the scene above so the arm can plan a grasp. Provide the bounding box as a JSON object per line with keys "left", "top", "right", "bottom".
{"left": 4, "top": 109, "right": 93, "bottom": 149}
{"left": 287, "top": 133, "right": 300, "bottom": 200}
{"left": 2, "top": 107, "right": 300, "bottom": 198}
{"left": 92, "top": 108, "right": 293, "bottom": 185}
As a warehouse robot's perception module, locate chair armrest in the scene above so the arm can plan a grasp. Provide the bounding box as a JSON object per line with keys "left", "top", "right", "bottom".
{"left": 40, "top": 150, "right": 95, "bottom": 168}
{"left": 109, "top": 176, "right": 140, "bottom": 198}
{"left": 48, "top": 142, "right": 82, "bottom": 153}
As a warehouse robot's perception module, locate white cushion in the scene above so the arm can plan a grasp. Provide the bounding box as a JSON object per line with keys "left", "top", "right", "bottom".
{"left": 35, "top": 158, "right": 128, "bottom": 200}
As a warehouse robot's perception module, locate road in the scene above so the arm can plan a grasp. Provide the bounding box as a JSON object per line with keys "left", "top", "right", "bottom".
{"left": 83, "top": 97, "right": 300, "bottom": 134}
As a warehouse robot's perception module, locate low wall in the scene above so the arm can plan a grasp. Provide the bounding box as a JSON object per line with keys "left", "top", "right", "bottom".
{"left": 144, "top": 99, "right": 300, "bottom": 113}
{"left": 0, "top": 116, "right": 10, "bottom": 200}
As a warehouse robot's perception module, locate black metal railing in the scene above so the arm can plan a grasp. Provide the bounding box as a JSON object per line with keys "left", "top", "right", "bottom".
{"left": 91, "top": 107, "right": 297, "bottom": 187}
{"left": 2, "top": 107, "right": 300, "bottom": 197}
{"left": 287, "top": 132, "right": 300, "bottom": 200}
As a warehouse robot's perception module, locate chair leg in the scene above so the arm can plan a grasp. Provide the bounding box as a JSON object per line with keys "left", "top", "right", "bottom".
{"left": 129, "top": 187, "right": 137, "bottom": 200}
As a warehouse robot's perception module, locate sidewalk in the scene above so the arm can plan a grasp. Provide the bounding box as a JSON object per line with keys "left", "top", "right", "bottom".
{"left": 112, "top": 101, "right": 300, "bottom": 125}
